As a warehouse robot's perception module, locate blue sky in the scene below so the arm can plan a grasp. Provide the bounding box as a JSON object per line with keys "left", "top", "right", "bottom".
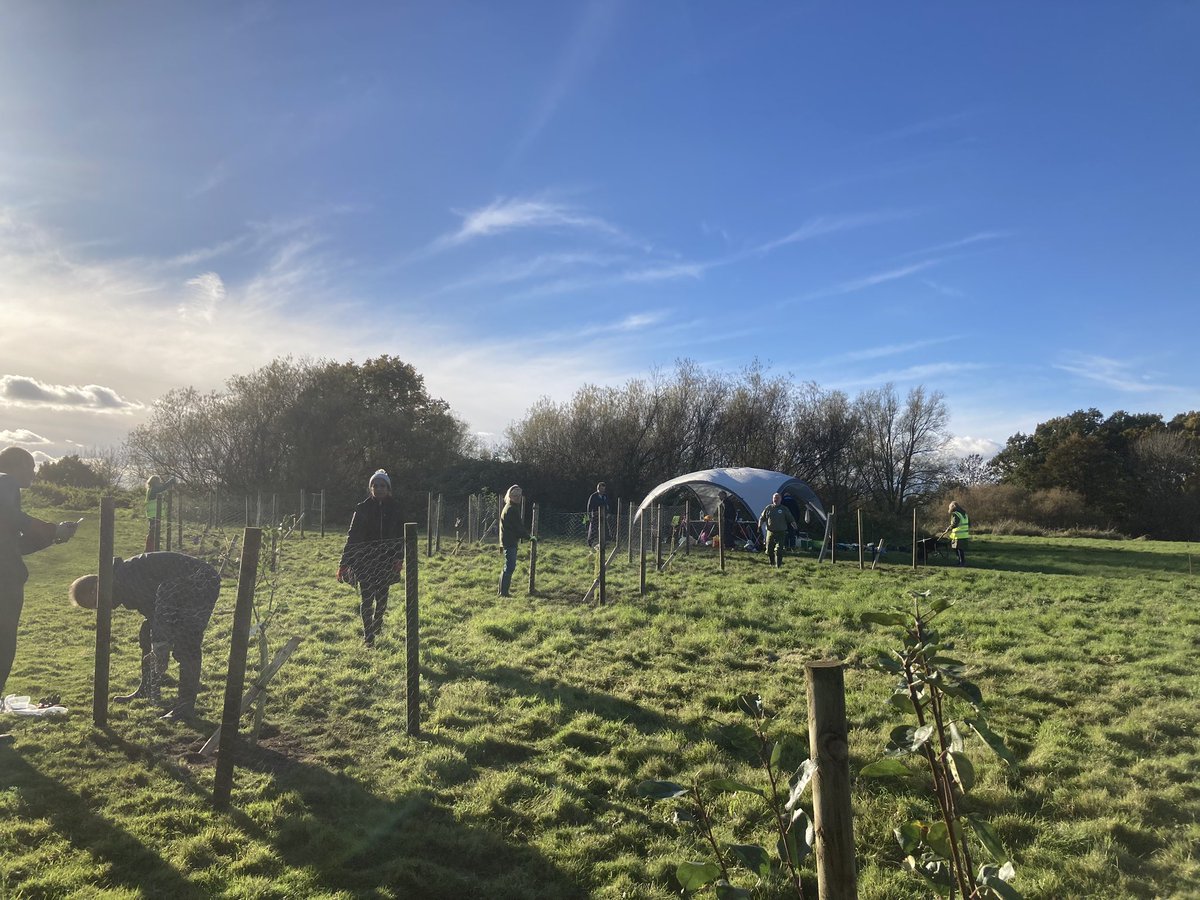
{"left": 2, "top": 1, "right": 1197, "bottom": 464}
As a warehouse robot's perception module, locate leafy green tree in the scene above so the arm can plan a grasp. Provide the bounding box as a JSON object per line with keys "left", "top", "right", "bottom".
{"left": 36, "top": 454, "right": 107, "bottom": 489}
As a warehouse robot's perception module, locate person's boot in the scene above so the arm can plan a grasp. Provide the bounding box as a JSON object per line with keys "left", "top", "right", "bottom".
{"left": 116, "top": 654, "right": 160, "bottom": 703}
{"left": 498, "top": 570, "right": 512, "bottom": 597}
{"left": 163, "top": 657, "right": 199, "bottom": 719}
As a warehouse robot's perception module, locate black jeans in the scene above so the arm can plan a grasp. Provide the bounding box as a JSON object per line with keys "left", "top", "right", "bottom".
{"left": 359, "top": 580, "right": 390, "bottom": 639}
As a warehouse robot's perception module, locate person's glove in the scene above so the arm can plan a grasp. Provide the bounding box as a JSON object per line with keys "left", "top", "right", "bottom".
{"left": 54, "top": 520, "right": 79, "bottom": 544}
{"left": 337, "top": 565, "right": 356, "bottom": 585}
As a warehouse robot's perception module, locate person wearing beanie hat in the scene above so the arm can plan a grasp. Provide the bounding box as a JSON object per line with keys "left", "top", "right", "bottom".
{"left": 1, "top": 447, "right": 79, "bottom": 728}
{"left": 338, "top": 468, "right": 403, "bottom": 645}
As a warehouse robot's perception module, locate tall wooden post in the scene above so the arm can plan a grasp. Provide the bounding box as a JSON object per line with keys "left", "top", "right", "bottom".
{"left": 639, "top": 511, "right": 647, "bottom": 595}
{"left": 912, "top": 508, "right": 918, "bottom": 570}
{"left": 805, "top": 660, "right": 858, "bottom": 899}
{"left": 404, "top": 523, "right": 420, "bottom": 736}
{"left": 213, "top": 527, "right": 262, "bottom": 810}
{"left": 684, "top": 500, "right": 691, "bottom": 556}
{"left": 93, "top": 497, "right": 115, "bottom": 727}
{"left": 256, "top": 491, "right": 262, "bottom": 528}
{"left": 164, "top": 491, "right": 173, "bottom": 552}
{"left": 831, "top": 506, "right": 837, "bottom": 564}
{"left": 655, "top": 504, "right": 663, "bottom": 572}
{"left": 153, "top": 496, "right": 162, "bottom": 552}
{"left": 597, "top": 509, "right": 607, "bottom": 606}
{"left": 271, "top": 494, "right": 277, "bottom": 529}
{"left": 319, "top": 489, "right": 326, "bottom": 538}
{"left": 718, "top": 501, "right": 726, "bottom": 572}
{"left": 177, "top": 490, "right": 184, "bottom": 548}
{"left": 435, "top": 494, "right": 443, "bottom": 552}
{"left": 613, "top": 498, "right": 621, "bottom": 558}
{"left": 528, "top": 503, "right": 539, "bottom": 593}
{"left": 426, "top": 492, "right": 434, "bottom": 557}
{"left": 857, "top": 509, "right": 864, "bottom": 571}
{"left": 299, "top": 490, "right": 306, "bottom": 538}
{"left": 627, "top": 501, "right": 634, "bottom": 565}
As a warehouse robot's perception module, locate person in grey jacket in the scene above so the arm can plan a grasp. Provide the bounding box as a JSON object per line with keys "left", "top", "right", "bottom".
{"left": 71, "top": 551, "right": 220, "bottom": 719}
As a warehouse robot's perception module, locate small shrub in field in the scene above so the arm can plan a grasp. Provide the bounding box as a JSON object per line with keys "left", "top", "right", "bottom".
{"left": 861, "top": 592, "right": 1022, "bottom": 899}
{"left": 981, "top": 519, "right": 1045, "bottom": 537}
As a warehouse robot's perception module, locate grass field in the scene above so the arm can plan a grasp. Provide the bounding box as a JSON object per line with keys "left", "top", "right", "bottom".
{"left": 2, "top": 500, "right": 1198, "bottom": 899}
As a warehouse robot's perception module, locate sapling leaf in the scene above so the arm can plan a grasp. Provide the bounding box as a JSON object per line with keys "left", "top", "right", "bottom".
{"left": 929, "top": 596, "right": 953, "bottom": 614}
{"left": 948, "top": 751, "right": 975, "bottom": 793}
{"left": 888, "top": 690, "right": 912, "bottom": 710}
{"left": 979, "top": 866, "right": 1024, "bottom": 899}
{"left": 888, "top": 723, "right": 935, "bottom": 753}
{"left": 942, "top": 677, "right": 984, "bottom": 707}
{"left": 672, "top": 806, "right": 698, "bottom": 824}
{"left": 966, "top": 718, "right": 1019, "bottom": 767}
{"left": 948, "top": 721, "right": 966, "bottom": 754}
{"left": 894, "top": 820, "right": 923, "bottom": 853}
{"left": 637, "top": 780, "right": 689, "bottom": 800}
{"left": 926, "top": 821, "right": 954, "bottom": 859}
{"left": 861, "top": 611, "right": 908, "bottom": 627}
{"left": 777, "top": 828, "right": 801, "bottom": 867}
{"left": 872, "top": 652, "right": 903, "bottom": 673}
{"left": 769, "top": 739, "right": 782, "bottom": 769}
{"left": 966, "top": 812, "right": 1010, "bottom": 863}
{"left": 999, "top": 861, "right": 1016, "bottom": 881}
{"left": 860, "top": 758, "right": 910, "bottom": 777}
{"left": 727, "top": 843, "right": 773, "bottom": 878}
{"left": 676, "top": 860, "right": 722, "bottom": 891}
{"left": 737, "top": 692, "right": 763, "bottom": 718}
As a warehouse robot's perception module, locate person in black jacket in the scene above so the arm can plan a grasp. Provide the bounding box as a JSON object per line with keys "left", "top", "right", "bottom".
{"left": 1, "top": 447, "right": 79, "bottom": 720}
{"left": 338, "top": 469, "right": 403, "bottom": 646}
{"left": 69, "top": 551, "right": 219, "bottom": 719}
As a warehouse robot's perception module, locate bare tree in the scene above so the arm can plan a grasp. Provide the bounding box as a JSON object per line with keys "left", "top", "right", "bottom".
{"left": 856, "top": 384, "right": 951, "bottom": 513}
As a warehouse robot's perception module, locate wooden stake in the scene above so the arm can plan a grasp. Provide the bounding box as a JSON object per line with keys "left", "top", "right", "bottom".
{"left": 805, "top": 660, "right": 858, "bottom": 899}
{"left": 857, "top": 509, "right": 864, "bottom": 571}
{"left": 405, "top": 523, "right": 420, "bottom": 736}
{"left": 93, "top": 497, "right": 115, "bottom": 727}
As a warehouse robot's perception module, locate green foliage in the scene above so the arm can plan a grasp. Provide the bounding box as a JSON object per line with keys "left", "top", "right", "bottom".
{"left": 862, "top": 592, "right": 1022, "bottom": 899}
{"left": 36, "top": 454, "right": 108, "bottom": 488}
{"left": 638, "top": 692, "right": 814, "bottom": 897}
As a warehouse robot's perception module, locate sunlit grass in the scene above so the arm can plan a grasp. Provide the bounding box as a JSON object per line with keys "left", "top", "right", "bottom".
{"left": 2, "top": 503, "right": 1197, "bottom": 898}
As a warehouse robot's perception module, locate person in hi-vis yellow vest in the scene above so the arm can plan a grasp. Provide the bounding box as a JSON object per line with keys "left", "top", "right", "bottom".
{"left": 942, "top": 501, "right": 970, "bottom": 566}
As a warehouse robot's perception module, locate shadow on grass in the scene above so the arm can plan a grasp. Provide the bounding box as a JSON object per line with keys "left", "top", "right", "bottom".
{"left": 225, "top": 739, "right": 587, "bottom": 900}
{"left": 0, "top": 740, "right": 209, "bottom": 900}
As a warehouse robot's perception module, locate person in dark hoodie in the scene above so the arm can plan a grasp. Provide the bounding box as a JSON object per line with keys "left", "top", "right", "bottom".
{"left": 69, "top": 551, "right": 219, "bottom": 720}
{"left": 338, "top": 469, "right": 403, "bottom": 646}
{"left": 1, "top": 447, "right": 79, "bottom": 725}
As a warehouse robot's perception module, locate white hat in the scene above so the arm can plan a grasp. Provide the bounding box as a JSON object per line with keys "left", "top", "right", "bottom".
{"left": 369, "top": 469, "right": 391, "bottom": 490}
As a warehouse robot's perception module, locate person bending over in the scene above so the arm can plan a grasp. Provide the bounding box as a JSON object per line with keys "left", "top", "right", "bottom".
{"left": 71, "top": 551, "right": 220, "bottom": 719}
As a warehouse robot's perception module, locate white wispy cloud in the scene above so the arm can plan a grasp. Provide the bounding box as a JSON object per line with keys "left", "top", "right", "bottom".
{"left": 893, "top": 230, "right": 1010, "bottom": 261}
{"left": 428, "top": 197, "right": 625, "bottom": 254}
{"left": 182, "top": 272, "right": 227, "bottom": 322}
{"left": 830, "top": 361, "right": 990, "bottom": 390}
{"left": 754, "top": 211, "right": 912, "bottom": 256}
{"left": 945, "top": 434, "right": 1002, "bottom": 458}
{"left": 790, "top": 259, "right": 941, "bottom": 304}
{"left": 509, "top": 0, "right": 620, "bottom": 161}
{"left": 0, "top": 375, "right": 145, "bottom": 413}
{"left": 822, "top": 336, "right": 961, "bottom": 365}
{"left": 0, "top": 428, "right": 50, "bottom": 444}
{"left": 1053, "top": 353, "right": 1181, "bottom": 394}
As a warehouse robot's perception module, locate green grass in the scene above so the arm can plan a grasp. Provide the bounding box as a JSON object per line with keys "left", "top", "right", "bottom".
{"left": 2, "top": 503, "right": 1198, "bottom": 898}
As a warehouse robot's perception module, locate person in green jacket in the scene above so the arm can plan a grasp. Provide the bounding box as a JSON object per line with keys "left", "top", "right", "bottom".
{"left": 497, "top": 485, "right": 533, "bottom": 597}
{"left": 943, "top": 501, "right": 970, "bottom": 566}
{"left": 758, "top": 492, "right": 798, "bottom": 568}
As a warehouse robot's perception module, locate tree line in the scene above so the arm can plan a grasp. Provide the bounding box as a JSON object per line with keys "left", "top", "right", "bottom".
{"left": 36, "top": 355, "right": 1199, "bottom": 539}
